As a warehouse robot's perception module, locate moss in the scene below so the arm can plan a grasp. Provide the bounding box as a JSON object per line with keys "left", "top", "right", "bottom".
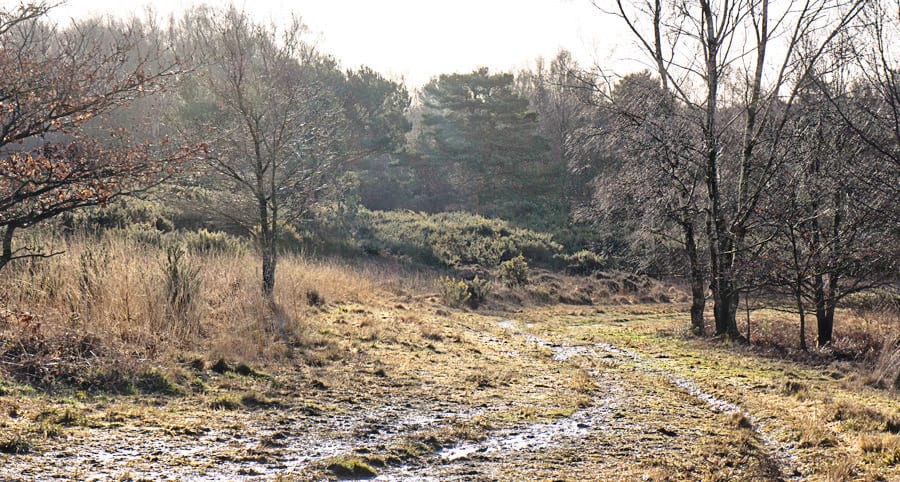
{"left": 136, "top": 370, "right": 184, "bottom": 396}
{"left": 324, "top": 455, "right": 377, "bottom": 479}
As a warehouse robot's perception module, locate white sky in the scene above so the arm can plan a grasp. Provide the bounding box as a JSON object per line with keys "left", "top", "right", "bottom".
{"left": 49, "top": 0, "right": 643, "bottom": 87}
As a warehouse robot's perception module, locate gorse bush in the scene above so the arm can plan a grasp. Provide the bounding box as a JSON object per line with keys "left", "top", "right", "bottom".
{"left": 465, "top": 276, "right": 492, "bottom": 309}
{"left": 183, "top": 229, "right": 248, "bottom": 255}
{"left": 251, "top": 222, "right": 305, "bottom": 254}
{"left": 562, "top": 250, "right": 607, "bottom": 276}
{"left": 60, "top": 198, "right": 175, "bottom": 234}
{"left": 498, "top": 255, "right": 529, "bottom": 287}
{"left": 361, "top": 210, "right": 562, "bottom": 268}
{"left": 435, "top": 275, "right": 492, "bottom": 309}
{"left": 436, "top": 276, "right": 471, "bottom": 307}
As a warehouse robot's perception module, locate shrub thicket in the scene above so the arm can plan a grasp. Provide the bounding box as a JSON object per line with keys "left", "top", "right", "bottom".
{"left": 60, "top": 198, "right": 175, "bottom": 234}
{"left": 498, "top": 255, "right": 529, "bottom": 287}
{"left": 360, "top": 210, "right": 562, "bottom": 268}
{"left": 562, "top": 250, "right": 607, "bottom": 276}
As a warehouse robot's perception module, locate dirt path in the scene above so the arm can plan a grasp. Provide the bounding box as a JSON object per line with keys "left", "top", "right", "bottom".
{"left": 1, "top": 308, "right": 864, "bottom": 481}
{"left": 370, "top": 318, "right": 792, "bottom": 481}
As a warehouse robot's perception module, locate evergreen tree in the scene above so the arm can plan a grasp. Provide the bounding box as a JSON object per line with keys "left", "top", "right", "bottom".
{"left": 416, "top": 68, "right": 562, "bottom": 228}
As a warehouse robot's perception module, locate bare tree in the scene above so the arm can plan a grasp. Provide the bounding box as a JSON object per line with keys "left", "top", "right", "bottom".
{"left": 602, "top": 0, "right": 866, "bottom": 339}
{"left": 578, "top": 71, "right": 708, "bottom": 334}
{"left": 177, "top": 6, "right": 348, "bottom": 297}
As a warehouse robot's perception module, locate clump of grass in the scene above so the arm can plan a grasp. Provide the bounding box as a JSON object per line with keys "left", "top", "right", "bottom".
{"left": 162, "top": 243, "right": 202, "bottom": 340}
{"left": 0, "top": 432, "right": 33, "bottom": 455}
{"left": 730, "top": 412, "right": 753, "bottom": 430}
{"left": 210, "top": 358, "right": 231, "bottom": 374}
{"left": 306, "top": 289, "right": 325, "bottom": 307}
{"left": 826, "top": 455, "right": 858, "bottom": 482}
{"left": 797, "top": 413, "right": 835, "bottom": 448}
{"left": 830, "top": 399, "right": 900, "bottom": 433}
{"left": 234, "top": 362, "right": 255, "bottom": 376}
{"left": 870, "top": 333, "right": 900, "bottom": 391}
{"left": 52, "top": 407, "right": 87, "bottom": 427}
{"left": 566, "top": 369, "right": 597, "bottom": 394}
{"left": 209, "top": 394, "right": 242, "bottom": 410}
{"left": 856, "top": 432, "right": 900, "bottom": 467}
{"left": 240, "top": 391, "right": 279, "bottom": 409}
{"left": 135, "top": 369, "right": 185, "bottom": 396}
{"left": 419, "top": 323, "right": 444, "bottom": 342}
{"left": 323, "top": 455, "right": 377, "bottom": 479}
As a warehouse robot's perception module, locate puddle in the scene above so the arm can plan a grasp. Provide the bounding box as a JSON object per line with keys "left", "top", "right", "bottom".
{"left": 438, "top": 401, "right": 612, "bottom": 462}
{"left": 0, "top": 401, "right": 488, "bottom": 481}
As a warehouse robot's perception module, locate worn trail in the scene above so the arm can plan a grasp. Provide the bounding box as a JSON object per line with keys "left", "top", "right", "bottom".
{"left": 373, "top": 319, "right": 793, "bottom": 480}
{"left": 2, "top": 313, "right": 802, "bottom": 481}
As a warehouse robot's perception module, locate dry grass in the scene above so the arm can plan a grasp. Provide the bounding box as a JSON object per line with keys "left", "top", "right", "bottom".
{"left": 0, "top": 232, "right": 421, "bottom": 387}
{"left": 826, "top": 455, "right": 858, "bottom": 482}
{"left": 870, "top": 333, "right": 900, "bottom": 391}
{"left": 797, "top": 412, "right": 836, "bottom": 448}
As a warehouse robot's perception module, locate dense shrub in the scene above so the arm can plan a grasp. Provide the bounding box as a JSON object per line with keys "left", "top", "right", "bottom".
{"left": 465, "top": 276, "right": 492, "bottom": 309}
{"left": 562, "top": 250, "right": 607, "bottom": 275}
{"left": 436, "top": 276, "right": 470, "bottom": 307}
{"left": 183, "top": 229, "right": 248, "bottom": 255}
{"left": 845, "top": 290, "right": 900, "bottom": 313}
{"left": 435, "top": 275, "right": 492, "bottom": 309}
{"left": 361, "top": 210, "right": 563, "bottom": 268}
{"left": 60, "top": 198, "right": 175, "bottom": 233}
{"left": 498, "top": 255, "right": 529, "bottom": 287}
{"left": 0, "top": 309, "right": 134, "bottom": 391}
{"left": 250, "top": 222, "right": 305, "bottom": 254}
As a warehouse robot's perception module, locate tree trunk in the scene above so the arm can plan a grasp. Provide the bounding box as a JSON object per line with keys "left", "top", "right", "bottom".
{"left": 817, "top": 274, "right": 838, "bottom": 347}
{"left": 699, "top": 0, "right": 742, "bottom": 340}
{"left": 817, "top": 306, "right": 835, "bottom": 347}
{"left": 796, "top": 281, "right": 808, "bottom": 351}
{"left": 0, "top": 224, "right": 16, "bottom": 272}
{"left": 261, "top": 241, "right": 276, "bottom": 298}
{"left": 709, "top": 224, "right": 742, "bottom": 338}
{"left": 258, "top": 199, "right": 277, "bottom": 298}
{"left": 814, "top": 274, "right": 828, "bottom": 346}
{"left": 683, "top": 220, "right": 706, "bottom": 336}
{"left": 713, "top": 279, "right": 742, "bottom": 339}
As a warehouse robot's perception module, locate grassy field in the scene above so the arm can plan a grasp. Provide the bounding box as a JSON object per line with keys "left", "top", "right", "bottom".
{"left": 0, "top": 235, "right": 898, "bottom": 480}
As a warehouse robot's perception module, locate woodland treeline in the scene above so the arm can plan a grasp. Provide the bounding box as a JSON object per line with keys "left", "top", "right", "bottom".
{"left": 1, "top": 1, "right": 898, "bottom": 347}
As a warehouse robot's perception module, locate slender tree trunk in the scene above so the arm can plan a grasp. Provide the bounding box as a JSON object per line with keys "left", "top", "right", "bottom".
{"left": 817, "top": 274, "right": 838, "bottom": 346}
{"left": 814, "top": 274, "right": 828, "bottom": 346}
{"left": 699, "top": 0, "right": 741, "bottom": 340}
{"left": 0, "top": 224, "right": 15, "bottom": 271}
{"left": 258, "top": 197, "right": 277, "bottom": 298}
{"left": 797, "top": 288, "right": 808, "bottom": 351}
{"left": 683, "top": 220, "right": 706, "bottom": 336}
{"left": 818, "top": 186, "right": 844, "bottom": 347}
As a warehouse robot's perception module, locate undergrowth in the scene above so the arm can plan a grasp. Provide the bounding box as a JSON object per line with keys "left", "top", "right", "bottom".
{"left": 0, "top": 231, "right": 405, "bottom": 390}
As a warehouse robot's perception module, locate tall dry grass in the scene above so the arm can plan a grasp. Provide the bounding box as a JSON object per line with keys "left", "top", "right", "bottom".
{"left": 0, "top": 231, "right": 425, "bottom": 375}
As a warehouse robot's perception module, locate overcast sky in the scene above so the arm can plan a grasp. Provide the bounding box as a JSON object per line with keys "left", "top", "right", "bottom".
{"left": 49, "top": 0, "right": 641, "bottom": 87}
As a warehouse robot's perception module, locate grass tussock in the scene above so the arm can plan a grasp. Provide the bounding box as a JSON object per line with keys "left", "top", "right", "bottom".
{"left": 0, "top": 232, "right": 414, "bottom": 389}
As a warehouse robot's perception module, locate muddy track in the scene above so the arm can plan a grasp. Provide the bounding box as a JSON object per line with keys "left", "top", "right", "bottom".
{"left": 369, "top": 319, "right": 798, "bottom": 481}
{"left": 3, "top": 316, "right": 802, "bottom": 481}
